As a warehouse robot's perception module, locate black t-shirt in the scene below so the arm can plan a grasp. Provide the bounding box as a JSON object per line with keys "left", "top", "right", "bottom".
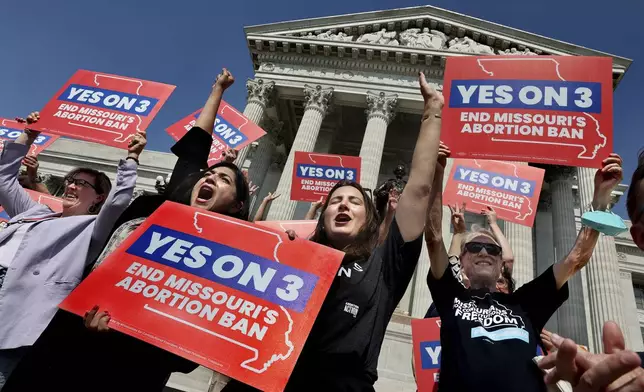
{"left": 427, "top": 265, "right": 568, "bottom": 392}
{"left": 425, "top": 256, "right": 463, "bottom": 318}
{"left": 224, "top": 218, "right": 423, "bottom": 392}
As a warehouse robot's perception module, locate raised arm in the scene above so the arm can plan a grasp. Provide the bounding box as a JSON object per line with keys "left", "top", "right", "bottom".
{"left": 377, "top": 190, "right": 399, "bottom": 246}
{"left": 448, "top": 203, "right": 467, "bottom": 257}
{"left": 426, "top": 143, "right": 451, "bottom": 279}
{"left": 89, "top": 132, "right": 146, "bottom": 256}
{"left": 552, "top": 154, "right": 623, "bottom": 289}
{"left": 396, "top": 73, "right": 442, "bottom": 241}
{"left": 166, "top": 69, "right": 235, "bottom": 195}
{"left": 194, "top": 68, "right": 234, "bottom": 135}
{"left": 0, "top": 113, "right": 43, "bottom": 217}
{"left": 304, "top": 196, "right": 324, "bottom": 220}
{"left": 22, "top": 155, "right": 51, "bottom": 195}
{"left": 253, "top": 192, "right": 280, "bottom": 222}
{"left": 482, "top": 206, "right": 514, "bottom": 273}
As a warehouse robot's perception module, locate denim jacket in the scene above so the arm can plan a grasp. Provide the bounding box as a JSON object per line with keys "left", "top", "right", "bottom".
{"left": 0, "top": 142, "right": 137, "bottom": 349}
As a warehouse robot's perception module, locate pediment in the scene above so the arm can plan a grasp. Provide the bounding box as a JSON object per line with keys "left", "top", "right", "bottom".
{"left": 245, "top": 6, "right": 630, "bottom": 87}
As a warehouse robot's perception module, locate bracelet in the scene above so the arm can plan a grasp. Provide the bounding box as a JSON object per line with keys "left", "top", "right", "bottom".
{"left": 421, "top": 112, "right": 442, "bottom": 123}
{"left": 126, "top": 156, "right": 140, "bottom": 165}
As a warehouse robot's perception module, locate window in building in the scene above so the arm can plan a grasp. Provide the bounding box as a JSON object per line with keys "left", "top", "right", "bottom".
{"left": 633, "top": 283, "right": 644, "bottom": 310}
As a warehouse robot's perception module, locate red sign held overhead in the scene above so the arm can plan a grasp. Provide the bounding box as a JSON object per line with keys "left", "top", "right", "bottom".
{"left": 0, "top": 190, "right": 63, "bottom": 223}
{"left": 165, "top": 101, "right": 266, "bottom": 166}
{"left": 442, "top": 159, "right": 544, "bottom": 227}
{"left": 411, "top": 317, "right": 441, "bottom": 392}
{"left": 30, "top": 70, "right": 175, "bottom": 149}
{"left": 291, "top": 152, "right": 361, "bottom": 202}
{"left": 442, "top": 56, "right": 613, "bottom": 168}
{"left": 59, "top": 202, "right": 344, "bottom": 392}
{"left": 0, "top": 118, "right": 59, "bottom": 156}
{"left": 255, "top": 220, "right": 317, "bottom": 240}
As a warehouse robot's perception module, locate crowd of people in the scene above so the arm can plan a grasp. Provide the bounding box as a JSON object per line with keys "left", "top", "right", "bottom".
{"left": 0, "top": 68, "right": 642, "bottom": 392}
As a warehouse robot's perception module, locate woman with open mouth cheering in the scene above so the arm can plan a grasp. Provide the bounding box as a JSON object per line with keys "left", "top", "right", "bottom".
{"left": 4, "top": 70, "right": 251, "bottom": 392}
{"left": 223, "top": 71, "right": 444, "bottom": 392}
{"left": 0, "top": 111, "right": 144, "bottom": 388}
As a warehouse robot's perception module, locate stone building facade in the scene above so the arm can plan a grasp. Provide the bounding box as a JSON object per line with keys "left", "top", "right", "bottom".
{"left": 30, "top": 5, "right": 643, "bottom": 392}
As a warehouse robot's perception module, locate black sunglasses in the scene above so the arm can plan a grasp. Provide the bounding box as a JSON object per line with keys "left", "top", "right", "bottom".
{"left": 464, "top": 242, "right": 502, "bottom": 256}
{"left": 64, "top": 176, "right": 96, "bottom": 191}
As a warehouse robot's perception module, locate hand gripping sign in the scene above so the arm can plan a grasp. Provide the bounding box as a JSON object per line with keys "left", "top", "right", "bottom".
{"left": 291, "top": 152, "right": 361, "bottom": 202}
{"left": 0, "top": 190, "right": 63, "bottom": 223}
{"left": 443, "top": 159, "right": 545, "bottom": 227}
{"left": 59, "top": 202, "right": 343, "bottom": 392}
{"left": 165, "top": 102, "right": 266, "bottom": 166}
{"left": 442, "top": 56, "right": 613, "bottom": 168}
{"left": 255, "top": 220, "right": 317, "bottom": 240}
{"left": 30, "top": 70, "right": 175, "bottom": 149}
{"left": 0, "top": 118, "right": 59, "bottom": 156}
{"left": 411, "top": 317, "right": 442, "bottom": 392}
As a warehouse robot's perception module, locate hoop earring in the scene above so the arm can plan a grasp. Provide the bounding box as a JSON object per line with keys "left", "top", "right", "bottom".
{"left": 88, "top": 203, "right": 100, "bottom": 214}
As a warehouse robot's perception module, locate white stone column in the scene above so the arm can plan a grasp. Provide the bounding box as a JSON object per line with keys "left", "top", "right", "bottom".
{"left": 234, "top": 79, "right": 275, "bottom": 168}
{"left": 266, "top": 85, "right": 333, "bottom": 220}
{"left": 359, "top": 92, "right": 397, "bottom": 191}
{"left": 619, "top": 270, "right": 644, "bottom": 351}
{"left": 246, "top": 120, "right": 282, "bottom": 215}
{"left": 577, "top": 167, "right": 628, "bottom": 349}
{"left": 409, "top": 159, "right": 453, "bottom": 317}
{"left": 411, "top": 243, "right": 432, "bottom": 318}
{"left": 549, "top": 167, "right": 588, "bottom": 345}
{"left": 535, "top": 194, "right": 559, "bottom": 332}
{"left": 503, "top": 162, "right": 535, "bottom": 289}
{"left": 505, "top": 221, "right": 534, "bottom": 289}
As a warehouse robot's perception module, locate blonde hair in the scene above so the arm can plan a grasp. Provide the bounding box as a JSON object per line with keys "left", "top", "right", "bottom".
{"left": 460, "top": 224, "right": 500, "bottom": 255}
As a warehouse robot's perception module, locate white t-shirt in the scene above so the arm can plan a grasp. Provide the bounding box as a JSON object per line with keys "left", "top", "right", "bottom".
{"left": 0, "top": 223, "right": 32, "bottom": 268}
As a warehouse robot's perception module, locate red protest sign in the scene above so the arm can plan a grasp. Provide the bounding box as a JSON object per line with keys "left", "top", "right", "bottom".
{"left": 411, "top": 317, "right": 441, "bottom": 392}
{"left": 165, "top": 101, "right": 266, "bottom": 166}
{"left": 0, "top": 118, "right": 59, "bottom": 156}
{"left": 31, "top": 70, "right": 175, "bottom": 149}
{"left": 442, "top": 56, "right": 613, "bottom": 168}
{"left": 291, "top": 152, "right": 361, "bottom": 202}
{"left": 443, "top": 159, "right": 544, "bottom": 227}
{"left": 255, "top": 220, "right": 317, "bottom": 240}
{"left": 59, "top": 202, "right": 344, "bottom": 392}
{"left": 0, "top": 190, "right": 63, "bottom": 223}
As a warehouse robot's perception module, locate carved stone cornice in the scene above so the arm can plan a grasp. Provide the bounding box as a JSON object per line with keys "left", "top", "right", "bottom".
{"left": 365, "top": 91, "right": 398, "bottom": 123}
{"left": 303, "top": 84, "right": 333, "bottom": 115}
{"left": 257, "top": 52, "right": 443, "bottom": 79}
{"left": 246, "top": 78, "right": 276, "bottom": 108}
{"left": 545, "top": 165, "right": 577, "bottom": 184}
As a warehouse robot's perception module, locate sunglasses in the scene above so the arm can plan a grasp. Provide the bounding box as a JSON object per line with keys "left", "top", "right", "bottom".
{"left": 64, "top": 176, "right": 96, "bottom": 191}
{"left": 464, "top": 242, "right": 502, "bottom": 256}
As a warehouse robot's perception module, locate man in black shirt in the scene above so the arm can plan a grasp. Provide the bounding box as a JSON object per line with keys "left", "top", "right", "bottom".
{"left": 423, "top": 149, "right": 624, "bottom": 392}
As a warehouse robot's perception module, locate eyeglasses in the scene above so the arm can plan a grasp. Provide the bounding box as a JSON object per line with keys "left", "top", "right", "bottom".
{"left": 464, "top": 242, "right": 502, "bottom": 256}
{"left": 64, "top": 176, "right": 96, "bottom": 191}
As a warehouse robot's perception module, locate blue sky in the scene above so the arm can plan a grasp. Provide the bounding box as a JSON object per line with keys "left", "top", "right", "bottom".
{"left": 1, "top": 0, "right": 642, "bottom": 217}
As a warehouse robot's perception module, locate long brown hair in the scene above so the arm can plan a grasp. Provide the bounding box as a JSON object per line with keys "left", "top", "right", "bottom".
{"left": 309, "top": 180, "right": 380, "bottom": 259}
